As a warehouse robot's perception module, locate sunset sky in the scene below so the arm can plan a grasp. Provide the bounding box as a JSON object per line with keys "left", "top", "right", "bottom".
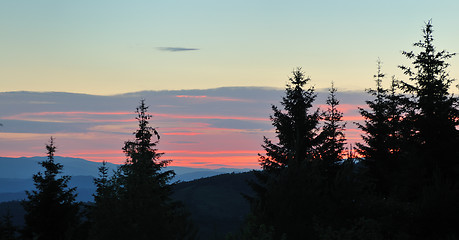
{"left": 1, "top": 1, "right": 458, "bottom": 168}
{"left": 2, "top": 0, "right": 458, "bottom": 94}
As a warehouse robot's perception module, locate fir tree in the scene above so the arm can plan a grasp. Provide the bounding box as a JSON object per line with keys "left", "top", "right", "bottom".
{"left": 357, "top": 60, "right": 407, "bottom": 196}
{"left": 22, "top": 137, "right": 80, "bottom": 240}
{"left": 0, "top": 210, "right": 17, "bottom": 240}
{"left": 258, "top": 68, "right": 320, "bottom": 172}
{"left": 316, "top": 82, "right": 347, "bottom": 179}
{"left": 247, "top": 69, "right": 330, "bottom": 239}
{"left": 397, "top": 20, "right": 459, "bottom": 239}
{"left": 399, "top": 20, "right": 459, "bottom": 182}
{"left": 88, "top": 161, "right": 120, "bottom": 240}
{"left": 119, "top": 100, "right": 177, "bottom": 239}
{"left": 90, "top": 100, "right": 195, "bottom": 240}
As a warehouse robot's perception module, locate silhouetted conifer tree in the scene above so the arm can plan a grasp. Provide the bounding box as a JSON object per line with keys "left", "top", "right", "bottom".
{"left": 88, "top": 161, "right": 120, "bottom": 240}
{"left": 316, "top": 82, "right": 347, "bottom": 179}
{"left": 22, "top": 137, "right": 80, "bottom": 240}
{"left": 355, "top": 22, "right": 459, "bottom": 239}
{"left": 399, "top": 20, "right": 459, "bottom": 183}
{"left": 357, "top": 60, "right": 408, "bottom": 196}
{"left": 245, "top": 69, "right": 364, "bottom": 239}
{"left": 0, "top": 210, "right": 17, "bottom": 240}
{"left": 90, "top": 100, "right": 195, "bottom": 240}
{"left": 258, "top": 68, "right": 320, "bottom": 171}
{"left": 396, "top": 20, "right": 459, "bottom": 239}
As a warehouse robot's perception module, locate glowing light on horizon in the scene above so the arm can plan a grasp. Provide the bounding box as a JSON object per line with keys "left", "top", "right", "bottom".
{"left": 0, "top": 95, "right": 368, "bottom": 169}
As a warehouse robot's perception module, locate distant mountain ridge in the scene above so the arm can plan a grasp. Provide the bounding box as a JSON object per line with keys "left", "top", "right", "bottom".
{"left": 0, "top": 156, "right": 252, "bottom": 179}
{"left": 0, "top": 171, "right": 256, "bottom": 239}
{"left": 0, "top": 156, "right": 118, "bottom": 179}
{"left": 0, "top": 156, "right": 252, "bottom": 202}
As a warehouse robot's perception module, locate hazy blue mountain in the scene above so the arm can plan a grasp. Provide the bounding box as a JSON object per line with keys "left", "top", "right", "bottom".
{"left": 0, "top": 156, "right": 251, "bottom": 179}
{"left": 0, "top": 156, "right": 118, "bottom": 179}
{"left": 0, "top": 157, "right": 251, "bottom": 202}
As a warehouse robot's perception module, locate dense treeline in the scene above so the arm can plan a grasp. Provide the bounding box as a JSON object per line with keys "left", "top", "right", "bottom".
{"left": 239, "top": 21, "right": 459, "bottom": 240}
{"left": 1, "top": 21, "right": 458, "bottom": 239}
{"left": 2, "top": 101, "right": 196, "bottom": 240}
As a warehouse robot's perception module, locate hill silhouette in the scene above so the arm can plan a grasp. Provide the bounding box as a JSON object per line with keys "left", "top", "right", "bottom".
{"left": 0, "top": 156, "right": 252, "bottom": 202}
{"left": 0, "top": 171, "right": 256, "bottom": 239}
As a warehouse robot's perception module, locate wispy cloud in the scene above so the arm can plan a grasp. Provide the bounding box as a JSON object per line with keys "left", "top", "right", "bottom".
{"left": 176, "top": 95, "right": 250, "bottom": 102}
{"left": 157, "top": 47, "right": 199, "bottom": 52}
{"left": 2, "top": 111, "right": 134, "bottom": 123}
{"left": 169, "top": 141, "right": 198, "bottom": 144}
{"left": 3, "top": 111, "right": 269, "bottom": 123}
{"left": 0, "top": 88, "right": 369, "bottom": 168}
{"left": 163, "top": 132, "right": 204, "bottom": 136}
{"left": 152, "top": 113, "right": 268, "bottom": 122}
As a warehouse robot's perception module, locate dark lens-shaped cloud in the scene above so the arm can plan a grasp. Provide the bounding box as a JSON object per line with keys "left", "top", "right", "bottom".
{"left": 157, "top": 47, "right": 199, "bottom": 52}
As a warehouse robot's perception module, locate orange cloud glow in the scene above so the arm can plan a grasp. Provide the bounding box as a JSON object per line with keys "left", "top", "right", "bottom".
{"left": 0, "top": 91, "right": 369, "bottom": 169}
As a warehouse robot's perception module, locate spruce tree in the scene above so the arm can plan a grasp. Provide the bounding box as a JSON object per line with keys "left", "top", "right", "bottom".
{"left": 357, "top": 61, "right": 406, "bottom": 196}
{"left": 316, "top": 82, "right": 347, "bottom": 179}
{"left": 89, "top": 162, "right": 120, "bottom": 240}
{"left": 119, "top": 99, "right": 177, "bottom": 239}
{"left": 398, "top": 20, "right": 459, "bottom": 239}
{"left": 247, "top": 68, "right": 325, "bottom": 239}
{"left": 90, "top": 100, "right": 195, "bottom": 240}
{"left": 22, "top": 137, "right": 80, "bottom": 240}
{"left": 258, "top": 68, "right": 320, "bottom": 171}
{"left": 0, "top": 210, "right": 17, "bottom": 240}
{"left": 399, "top": 20, "right": 459, "bottom": 182}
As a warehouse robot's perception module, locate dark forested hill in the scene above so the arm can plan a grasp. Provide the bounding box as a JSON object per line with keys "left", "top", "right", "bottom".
{"left": 172, "top": 171, "right": 256, "bottom": 239}
{"left": 0, "top": 171, "right": 257, "bottom": 239}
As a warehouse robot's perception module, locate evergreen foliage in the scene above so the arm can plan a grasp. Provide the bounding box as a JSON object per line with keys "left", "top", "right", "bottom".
{"left": 356, "top": 61, "right": 408, "bottom": 196}
{"left": 355, "top": 21, "right": 459, "bottom": 238}
{"left": 21, "top": 137, "right": 80, "bottom": 240}
{"left": 89, "top": 100, "right": 195, "bottom": 240}
{"left": 258, "top": 68, "right": 320, "bottom": 172}
{"left": 317, "top": 82, "right": 347, "bottom": 179}
{"left": 4, "top": 20, "right": 459, "bottom": 240}
{"left": 399, "top": 20, "right": 459, "bottom": 183}
{"left": 396, "top": 20, "right": 459, "bottom": 238}
{"left": 247, "top": 68, "right": 320, "bottom": 238}
{"left": 245, "top": 69, "right": 362, "bottom": 239}
{"left": 245, "top": 21, "right": 459, "bottom": 240}
{"left": 0, "top": 211, "right": 17, "bottom": 240}
{"left": 88, "top": 162, "right": 119, "bottom": 240}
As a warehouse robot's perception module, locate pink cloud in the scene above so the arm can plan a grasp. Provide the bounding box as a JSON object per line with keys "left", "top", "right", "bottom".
{"left": 316, "top": 104, "right": 364, "bottom": 114}
{"left": 176, "top": 95, "right": 207, "bottom": 99}
{"left": 152, "top": 112, "right": 268, "bottom": 122}
{"left": 167, "top": 150, "right": 260, "bottom": 155}
{"left": 0, "top": 101, "right": 367, "bottom": 169}
{"left": 169, "top": 155, "right": 261, "bottom": 169}
{"left": 342, "top": 115, "right": 365, "bottom": 121}
{"left": 163, "top": 132, "right": 204, "bottom": 136}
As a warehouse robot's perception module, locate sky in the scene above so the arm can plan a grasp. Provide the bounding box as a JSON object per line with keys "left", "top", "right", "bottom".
{"left": 0, "top": 88, "right": 366, "bottom": 169}
{"left": 1, "top": 0, "right": 458, "bottom": 95}
{"left": 1, "top": 1, "right": 459, "bottom": 169}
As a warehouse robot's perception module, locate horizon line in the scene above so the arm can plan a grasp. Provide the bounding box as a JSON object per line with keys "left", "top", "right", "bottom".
{"left": 0, "top": 86, "right": 372, "bottom": 97}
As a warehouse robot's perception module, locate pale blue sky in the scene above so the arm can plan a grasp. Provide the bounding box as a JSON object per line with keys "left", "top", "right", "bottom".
{"left": 1, "top": 0, "right": 458, "bottom": 94}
